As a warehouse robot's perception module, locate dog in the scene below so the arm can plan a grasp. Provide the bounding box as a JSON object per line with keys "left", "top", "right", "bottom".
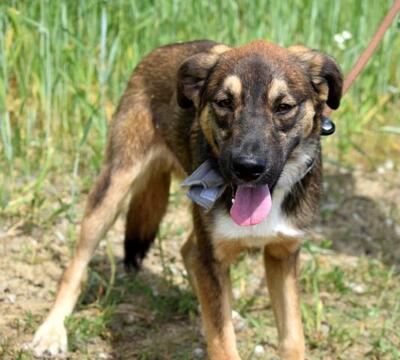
{"left": 31, "top": 39, "right": 342, "bottom": 359}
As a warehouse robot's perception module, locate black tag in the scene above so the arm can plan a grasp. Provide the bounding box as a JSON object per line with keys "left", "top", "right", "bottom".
{"left": 321, "top": 116, "right": 336, "bottom": 136}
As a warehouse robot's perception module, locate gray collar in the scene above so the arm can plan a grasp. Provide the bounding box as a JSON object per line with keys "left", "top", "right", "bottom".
{"left": 181, "top": 160, "right": 226, "bottom": 212}
{"left": 181, "top": 156, "right": 317, "bottom": 212}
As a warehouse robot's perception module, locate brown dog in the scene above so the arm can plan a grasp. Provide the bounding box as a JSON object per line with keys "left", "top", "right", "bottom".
{"left": 31, "top": 40, "right": 343, "bottom": 359}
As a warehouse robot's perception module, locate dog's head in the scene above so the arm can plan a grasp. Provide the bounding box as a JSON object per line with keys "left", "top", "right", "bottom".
{"left": 177, "top": 40, "right": 343, "bottom": 225}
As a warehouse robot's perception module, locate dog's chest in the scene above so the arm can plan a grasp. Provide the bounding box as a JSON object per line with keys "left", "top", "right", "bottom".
{"left": 211, "top": 189, "right": 303, "bottom": 248}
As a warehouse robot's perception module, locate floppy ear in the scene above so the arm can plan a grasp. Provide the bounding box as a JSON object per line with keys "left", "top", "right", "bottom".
{"left": 176, "top": 52, "right": 221, "bottom": 109}
{"left": 289, "top": 45, "right": 343, "bottom": 109}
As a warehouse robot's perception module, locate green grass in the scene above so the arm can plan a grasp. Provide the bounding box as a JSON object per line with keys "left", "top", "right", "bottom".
{"left": 0, "top": 1, "right": 399, "bottom": 359}
{"left": 1, "top": 0, "right": 400, "bottom": 214}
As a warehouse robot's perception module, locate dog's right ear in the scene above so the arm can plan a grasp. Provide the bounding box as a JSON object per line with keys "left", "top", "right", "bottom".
{"left": 176, "top": 52, "right": 221, "bottom": 109}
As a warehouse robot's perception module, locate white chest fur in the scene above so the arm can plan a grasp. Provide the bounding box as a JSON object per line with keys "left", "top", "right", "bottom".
{"left": 211, "top": 188, "right": 303, "bottom": 248}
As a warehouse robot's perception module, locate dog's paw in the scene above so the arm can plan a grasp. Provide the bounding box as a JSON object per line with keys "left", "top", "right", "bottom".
{"left": 30, "top": 319, "right": 68, "bottom": 358}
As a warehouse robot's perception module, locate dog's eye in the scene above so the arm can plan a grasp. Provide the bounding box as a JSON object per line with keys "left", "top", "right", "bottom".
{"left": 214, "top": 98, "right": 233, "bottom": 110}
{"left": 276, "top": 103, "right": 295, "bottom": 114}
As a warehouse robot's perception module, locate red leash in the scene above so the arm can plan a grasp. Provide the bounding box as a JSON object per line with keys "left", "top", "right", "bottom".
{"left": 324, "top": 0, "right": 400, "bottom": 116}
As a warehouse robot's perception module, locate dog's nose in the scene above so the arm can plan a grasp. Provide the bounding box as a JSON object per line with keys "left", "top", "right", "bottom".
{"left": 232, "top": 155, "right": 266, "bottom": 181}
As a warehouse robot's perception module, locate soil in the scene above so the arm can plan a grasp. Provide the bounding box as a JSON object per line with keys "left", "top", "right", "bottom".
{"left": 0, "top": 165, "right": 399, "bottom": 359}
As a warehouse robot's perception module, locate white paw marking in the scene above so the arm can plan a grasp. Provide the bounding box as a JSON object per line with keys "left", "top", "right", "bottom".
{"left": 30, "top": 318, "right": 68, "bottom": 358}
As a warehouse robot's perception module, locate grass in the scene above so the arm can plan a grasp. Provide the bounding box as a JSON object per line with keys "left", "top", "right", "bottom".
{"left": 1, "top": 0, "right": 400, "bottom": 212}
{"left": 0, "top": 1, "right": 399, "bottom": 359}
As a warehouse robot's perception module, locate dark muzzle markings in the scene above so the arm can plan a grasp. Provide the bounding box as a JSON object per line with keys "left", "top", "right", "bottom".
{"left": 205, "top": 61, "right": 309, "bottom": 227}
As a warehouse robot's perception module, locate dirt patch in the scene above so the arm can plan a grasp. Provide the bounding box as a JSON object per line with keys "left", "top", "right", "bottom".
{"left": 0, "top": 166, "right": 399, "bottom": 359}
{"left": 319, "top": 167, "right": 400, "bottom": 267}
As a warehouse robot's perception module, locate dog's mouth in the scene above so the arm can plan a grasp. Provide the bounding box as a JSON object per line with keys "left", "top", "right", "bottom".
{"left": 217, "top": 155, "right": 281, "bottom": 226}
{"left": 230, "top": 184, "right": 272, "bottom": 226}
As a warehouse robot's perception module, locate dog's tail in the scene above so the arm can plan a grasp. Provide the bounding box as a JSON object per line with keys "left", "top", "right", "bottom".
{"left": 124, "top": 164, "right": 171, "bottom": 269}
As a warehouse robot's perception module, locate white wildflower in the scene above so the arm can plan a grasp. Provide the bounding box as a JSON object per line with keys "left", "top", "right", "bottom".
{"left": 334, "top": 34, "right": 345, "bottom": 49}
{"left": 334, "top": 30, "right": 352, "bottom": 49}
{"left": 342, "top": 30, "right": 353, "bottom": 40}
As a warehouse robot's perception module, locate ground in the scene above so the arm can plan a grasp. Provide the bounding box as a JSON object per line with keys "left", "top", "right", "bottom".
{"left": 1, "top": 164, "right": 399, "bottom": 360}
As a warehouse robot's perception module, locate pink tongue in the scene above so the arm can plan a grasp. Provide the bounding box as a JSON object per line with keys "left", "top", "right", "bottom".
{"left": 230, "top": 185, "right": 272, "bottom": 226}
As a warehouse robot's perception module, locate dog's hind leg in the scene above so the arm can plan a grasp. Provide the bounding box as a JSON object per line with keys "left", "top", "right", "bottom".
{"left": 124, "top": 158, "right": 171, "bottom": 269}
{"left": 31, "top": 101, "right": 166, "bottom": 356}
{"left": 31, "top": 163, "right": 136, "bottom": 356}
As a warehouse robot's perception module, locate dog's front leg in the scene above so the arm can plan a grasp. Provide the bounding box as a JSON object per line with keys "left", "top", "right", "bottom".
{"left": 264, "top": 240, "right": 305, "bottom": 360}
{"left": 181, "top": 235, "right": 240, "bottom": 360}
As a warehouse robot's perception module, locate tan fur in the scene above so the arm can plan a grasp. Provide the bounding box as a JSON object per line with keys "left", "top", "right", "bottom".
{"left": 181, "top": 236, "right": 240, "bottom": 360}
{"left": 32, "top": 165, "right": 139, "bottom": 354}
{"left": 213, "top": 241, "right": 247, "bottom": 263}
{"left": 317, "top": 82, "right": 329, "bottom": 102}
{"left": 264, "top": 239, "right": 305, "bottom": 360}
{"left": 32, "top": 142, "right": 175, "bottom": 355}
{"left": 210, "top": 44, "right": 231, "bottom": 55}
{"left": 210, "top": 44, "right": 232, "bottom": 55}
{"left": 199, "top": 106, "right": 220, "bottom": 155}
{"left": 301, "top": 100, "right": 316, "bottom": 138}
{"left": 197, "top": 53, "right": 220, "bottom": 70}
{"left": 268, "top": 78, "right": 295, "bottom": 105}
{"left": 223, "top": 75, "right": 242, "bottom": 98}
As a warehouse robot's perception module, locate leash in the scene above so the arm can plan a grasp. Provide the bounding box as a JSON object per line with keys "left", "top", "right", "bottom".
{"left": 322, "top": 0, "right": 400, "bottom": 135}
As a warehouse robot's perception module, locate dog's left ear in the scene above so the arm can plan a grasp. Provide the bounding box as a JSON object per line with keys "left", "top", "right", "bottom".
{"left": 177, "top": 52, "right": 221, "bottom": 109}
{"left": 289, "top": 45, "right": 343, "bottom": 110}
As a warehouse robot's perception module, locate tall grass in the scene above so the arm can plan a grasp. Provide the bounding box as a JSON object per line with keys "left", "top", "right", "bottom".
{"left": 1, "top": 0, "right": 399, "bottom": 211}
